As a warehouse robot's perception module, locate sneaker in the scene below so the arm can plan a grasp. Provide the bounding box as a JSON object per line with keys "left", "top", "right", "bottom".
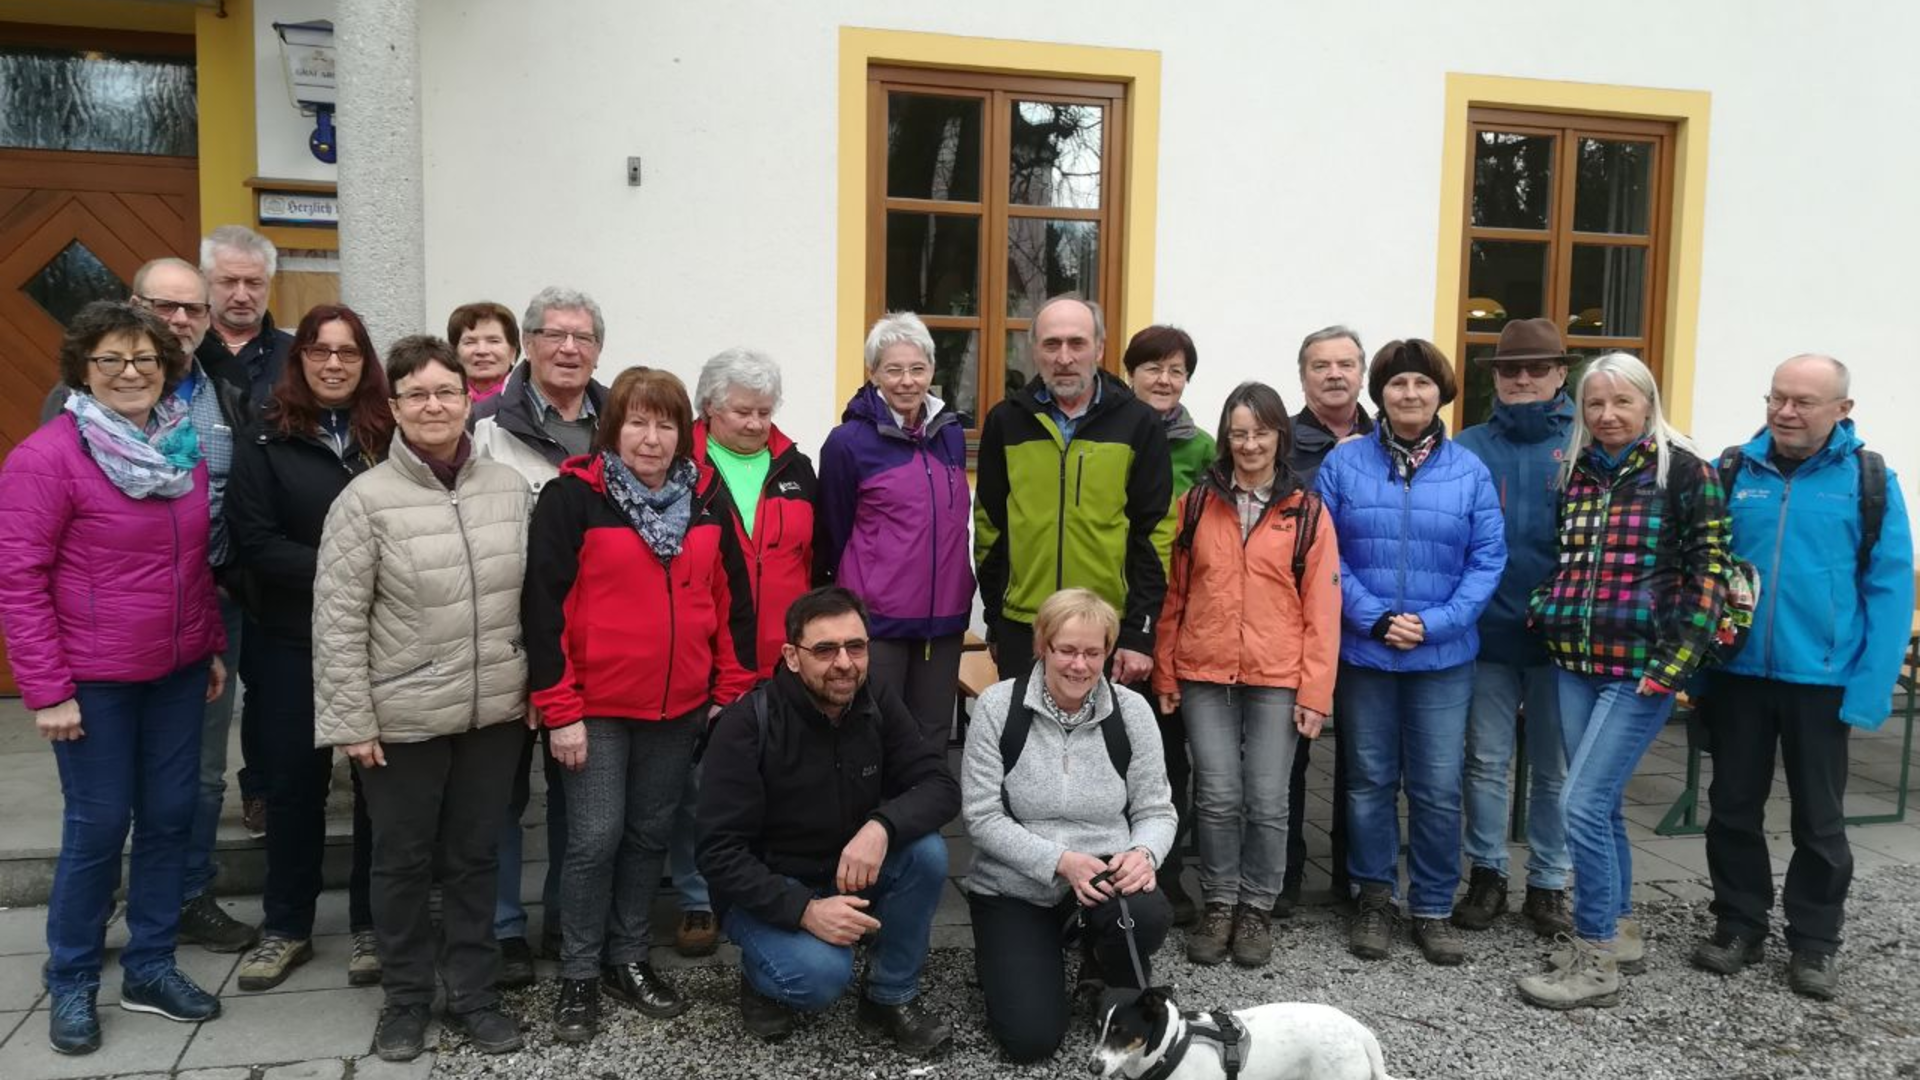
{"left": 348, "top": 930, "right": 382, "bottom": 986}
{"left": 497, "top": 935, "right": 535, "bottom": 990}
{"left": 1348, "top": 884, "right": 1397, "bottom": 961}
{"left": 1186, "top": 903, "right": 1234, "bottom": 966}
{"left": 674, "top": 910, "right": 719, "bottom": 958}
{"left": 1272, "top": 879, "right": 1302, "bottom": 920}
{"left": 120, "top": 967, "right": 221, "bottom": 1022}
{"left": 1165, "top": 873, "right": 1199, "bottom": 928}
{"left": 602, "top": 961, "right": 687, "bottom": 1019}
{"left": 1229, "top": 905, "right": 1273, "bottom": 968}
{"left": 1552, "top": 919, "right": 1644, "bottom": 974}
{"left": 372, "top": 1002, "right": 431, "bottom": 1062}
{"left": 1518, "top": 935, "right": 1621, "bottom": 1010}
{"left": 1412, "top": 917, "right": 1466, "bottom": 966}
{"left": 855, "top": 995, "right": 952, "bottom": 1056}
{"left": 1690, "top": 928, "right": 1766, "bottom": 975}
{"left": 1788, "top": 951, "right": 1838, "bottom": 1001}
{"left": 241, "top": 796, "right": 268, "bottom": 840}
{"left": 553, "top": 977, "right": 599, "bottom": 1043}
{"left": 1451, "top": 866, "right": 1508, "bottom": 931}
{"left": 739, "top": 974, "right": 795, "bottom": 1042}
{"left": 1521, "top": 886, "right": 1574, "bottom": 938}
{"left": 236, "top": 934, "right": 313, "bottom": 991}
{"left": 47, "top": 985, "right": 100, "bottom": 1055}
{"left": 177, "top": 894, "right": 258, "bottom": 953}
{"left": 445, "top": 1005, "right": 523, "bottom": 1054}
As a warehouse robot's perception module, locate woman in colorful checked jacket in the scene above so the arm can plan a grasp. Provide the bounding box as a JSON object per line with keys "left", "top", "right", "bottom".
{"left": 1518, "top": 352, "right": 1729, "bottom": 1011}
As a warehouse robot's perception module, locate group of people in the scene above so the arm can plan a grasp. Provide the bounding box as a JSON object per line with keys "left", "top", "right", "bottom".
{"left": 0, "top": 224, "right": 1908, "bottom": 1065}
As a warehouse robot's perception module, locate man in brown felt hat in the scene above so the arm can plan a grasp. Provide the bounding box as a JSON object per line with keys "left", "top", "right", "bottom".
{"left": 1452, "top": 317, "right": 1577, "bottom": 939}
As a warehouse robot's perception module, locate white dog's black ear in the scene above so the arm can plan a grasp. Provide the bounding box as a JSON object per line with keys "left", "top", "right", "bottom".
{"left": 1140, "top": 985, "right": 1172, "bottom": 1010}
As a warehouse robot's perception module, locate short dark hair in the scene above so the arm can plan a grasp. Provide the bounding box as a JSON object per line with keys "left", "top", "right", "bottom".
{"left": 1212, "top": 381, "right": 1295, "bottom": 480}
{"left": 385, "top": 335, "right": 465, "bottom": 391}
{"left": 1366, "top": 338, "right": 1458, "bottom": 408}
{"left": 1120, "top": 324, "right": 1197, "bottom": 377}
{"left": 446, "top": 301, "right": 521, "bottom": 362}
{"left": 58, "top": 301, "right": 189, "bottom": 391}
{"left": 784, "top": 586, "right": 869, "bottom": 644}
{"left": 596, "top": 366, "right": 694, "bottom": 459}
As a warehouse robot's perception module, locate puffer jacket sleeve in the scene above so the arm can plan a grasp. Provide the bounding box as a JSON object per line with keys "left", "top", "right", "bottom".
{"left": 959, "top": 681, "right": 1068, "bottom": 887}
{"left": 1412, "top": 456, "right": 1508, "bottom": 644}
{"left": 523, "top": 479, "right": 588, "bottom": 728}
{"left": 1297, "top": 498, "right": 1343, "bottom": 715}
{"left": 0, "top": 438, "right": 78, "bottom": 709}
{"left": 312, "top": 484, "right": 381, "bottom": 747}
{"left": 1644, "top": 457, "right": 1731, "bottom": 690}
{"left": 1315, "top": 448, "right": 1394, "bottom": 635}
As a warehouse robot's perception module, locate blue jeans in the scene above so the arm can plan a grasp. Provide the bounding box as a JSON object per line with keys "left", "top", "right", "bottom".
{"left": 722, "top": 832, "right": 947, "bottom": 1009}
{"left": 494, "top": 727, "right": 566, "bottom": 940}
{"left": 1181, "top": 682, "right": 1298, "bottom": 909}
{"left": 182, "top": 595, "right": 243, "bottom": 900}
{"left": 1556, "top": 671, "right": 1675, "bottom": 942}
{"left": 669, "top": 760, "right": 711, "bottom": 912}
{"left": 1337, "top": 662, "right": 1473, "bottom": 918}
{"left": 1463, "top": 661, "right": 1570, "bottom": 888}
{"left": 46, "top": 662, "right": 210, "bottom": 991}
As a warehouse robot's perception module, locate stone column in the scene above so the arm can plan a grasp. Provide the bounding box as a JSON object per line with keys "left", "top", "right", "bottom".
{"left": 335, "top": 0, "right": 423, "bottom": 349}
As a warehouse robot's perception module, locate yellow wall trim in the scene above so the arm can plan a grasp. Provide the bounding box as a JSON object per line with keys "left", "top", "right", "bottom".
{"left": 1434, "top": 73, "right": 1710, "bottom": 427}
{"left": 196, "top": 2, "right": 256, "bottom": 246}
{"left": 0, "top": 0, "right": 192, "bottom": 33}
{"left": 836, "top": 27, "right": 1160, "bottom": 408}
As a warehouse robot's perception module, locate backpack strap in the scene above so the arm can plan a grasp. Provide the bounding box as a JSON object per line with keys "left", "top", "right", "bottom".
{"left": 1286, "top": 491, "right": 1323, "bottom": 596}
{"left": 1716, "top": 447, "right": 1744, "bottom": 495}
{"left": 1857, "top": 449, "right": 1888, "bottom": 577}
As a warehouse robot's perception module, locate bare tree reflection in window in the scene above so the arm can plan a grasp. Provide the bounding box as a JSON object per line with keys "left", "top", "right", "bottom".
{"left": 1009, "top": 101, "right": 1102, "bottom": 209}
{"left": 1472, "top": 131, "right": 1552, "bottom": 230}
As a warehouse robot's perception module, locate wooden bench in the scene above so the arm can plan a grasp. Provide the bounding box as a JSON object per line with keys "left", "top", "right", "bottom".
{"left": 952, "top": 632, "right": 998, "bottom": 745}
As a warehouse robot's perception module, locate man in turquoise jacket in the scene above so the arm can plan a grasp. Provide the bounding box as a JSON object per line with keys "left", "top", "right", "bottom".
{"left": 1691, "top": 354, "right": 1914, "bottom": 1001}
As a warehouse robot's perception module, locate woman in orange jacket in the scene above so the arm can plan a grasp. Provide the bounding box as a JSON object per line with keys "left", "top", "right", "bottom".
{"left": 1152, "top": 381, "right": 1342, "bottom": 968}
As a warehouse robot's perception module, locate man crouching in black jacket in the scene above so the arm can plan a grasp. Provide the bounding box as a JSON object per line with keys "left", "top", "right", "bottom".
{"left": 698, "top": 586, "right": 959, "bottom": 1054}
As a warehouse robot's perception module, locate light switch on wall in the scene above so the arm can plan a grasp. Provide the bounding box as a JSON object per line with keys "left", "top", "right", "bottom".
{"left": 627, "top": 157, "right": 642, "bottom": 186}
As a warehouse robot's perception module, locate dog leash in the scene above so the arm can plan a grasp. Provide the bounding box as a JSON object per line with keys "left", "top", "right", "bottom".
{"left": 1081, "top": 868, "right": 1150, "bottom": 990}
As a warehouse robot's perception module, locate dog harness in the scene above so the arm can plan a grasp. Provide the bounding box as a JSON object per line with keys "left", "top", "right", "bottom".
{"left": 1135, "top": 1009, "right": 1248, "bottom": 1080}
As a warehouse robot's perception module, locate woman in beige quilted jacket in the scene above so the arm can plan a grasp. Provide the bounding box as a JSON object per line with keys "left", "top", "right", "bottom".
{"left": 311, "top": 335, "right": 531, "bottom": 1063}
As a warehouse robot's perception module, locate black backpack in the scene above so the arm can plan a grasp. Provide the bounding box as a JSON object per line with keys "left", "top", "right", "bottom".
{"left": 998, "top": 671, "right": 1130, "bottom": 821}
{"left": 1717, "top": 446, "right": 1889, "bottom": 576}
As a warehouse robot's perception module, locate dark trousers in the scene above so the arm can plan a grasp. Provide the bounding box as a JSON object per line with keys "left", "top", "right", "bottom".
{"left": 967, "top": 887, "right": 1172, "bottom": 1064}
{"left": 356, "top": 720, "right": 522, "bottom": 1012}
{"left": 235, "top": 617, "right": 267, "bottom": 803}
{"left": 1703, "top": 673, "right": 1853, "bottom": 955}
{"left": 992, "top": 618, "right": 1036, "bottom": 682}
{"left": 1155, "top": 699, "right": 1192, "bottom": 881}
{"left": 1284, "top": 725, "right": 1348, "bottom": 894}
{"left": 868, "top": 634, "right": 965, "bottom": 747}
{"left": 249, "top": 631, "right": 372, "bottom": 938}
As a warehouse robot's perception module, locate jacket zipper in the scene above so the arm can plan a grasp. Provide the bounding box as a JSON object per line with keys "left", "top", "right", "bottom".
{"left": 1576, "top": 473, "right": 1616, "bottom": 668}
{"left": 661, "top": 556, "right": 678, "bottom": 718}
{"left": 1075, "top": 453, "right": 1085, "bottom": 504}
{"left": 450, "top": 489, "right": 483, "bottom": 728}
{"left": 1761, "top": 474, "right": 1793, "bottom": 674}
{"left": 921, "top": 443, "right": 938, "bottom": 638}
{"left": 170, "top": 499, "right": 183, "bottom": 672}
{"left": 1394, "top": 467, "right": 1411, "bottom": 671}
{"left": 1054, "top": 436, "right": 1068, "bottom": 589}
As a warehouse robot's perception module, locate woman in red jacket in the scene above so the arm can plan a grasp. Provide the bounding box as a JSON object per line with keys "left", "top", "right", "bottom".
{"left": 522, "top": 366, "right": 757, "bottom": 1045}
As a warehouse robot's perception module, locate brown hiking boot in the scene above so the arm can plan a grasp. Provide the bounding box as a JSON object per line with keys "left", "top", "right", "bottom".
{"left": 1348, "top": 885, "right": 1397, "bottom": 961}
{"left": 1522, "top": 886, "right": 1574, "bottom": 938}
{"left": 1229, "top": 905, "right": 1273, "bottom": 968}
{"left": 1186, "top": 903, "right": 1233, "bottom": 966}
{"left": 675, "top": 910, "right": 719, "bottom": 958}
{"left": 1413, "top": 916, "right": 1466, "bottom": 966}
{"left": 1451, "top": 866, "right": 1508, "bottom": 931}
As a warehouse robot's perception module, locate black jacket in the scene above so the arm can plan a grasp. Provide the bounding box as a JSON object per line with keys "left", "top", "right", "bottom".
{"left": 197, "top": 314, "right": 292, "bottom": 410}
{"left": 225, "top": 422, "right": 382, "bottom": 644}
{"left": 467, "top": 360, "right": 610, "bottom": 466}
{"left": 697, "top": 666, "right": 959, "bottom": 929}
{"left": 1287, "top": 405, "right": 1375, "bottom": 488}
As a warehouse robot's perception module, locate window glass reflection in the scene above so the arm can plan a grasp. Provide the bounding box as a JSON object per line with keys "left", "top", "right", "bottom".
{"left": 1466, "top": 240, "right": 1547, "bottom": 332}
{"left": 885, "top": 213, "right": 980, "bottom": 317}
{"left": 1568, "top": 245, "right": 1646, "bottom": 337}
{"left": 0, "top": 47, "right": 196, "bottom": 156}
{"left": 1006, "top": 219, "right": 1098, "bottom": 320}
{"left": 1574, "top": 139, "right": 1652, "bottom": 235}
{"left": 927, "top": 328, "right": 978, "bottom": 419}
{"left": 1009, "top": 101, "right": 1102, "bottom": 209}
{"left": 1472, "top": 131, "right": 1553, "bottom": 230}
{"left": 887, "top": 94, "right": 982, "bottom": 203}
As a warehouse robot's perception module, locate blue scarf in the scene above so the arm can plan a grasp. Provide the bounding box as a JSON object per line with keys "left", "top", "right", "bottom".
{"left": 602, "top": 452, "right": 697, "bottom": 559}
{"left": 65, "top": 392, "right": 200, "bottom": 500}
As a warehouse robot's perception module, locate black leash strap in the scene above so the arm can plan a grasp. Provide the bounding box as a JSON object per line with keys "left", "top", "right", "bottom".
{"left": 1083, "top": 869, "right": 1149, "bottom": 989}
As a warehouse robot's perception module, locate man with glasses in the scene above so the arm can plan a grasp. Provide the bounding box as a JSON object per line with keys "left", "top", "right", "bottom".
{"left": 1452, "top": 318, "right": 1576, "bottom": 940}
{"left": 698, "top": 587, "right": 957, "bottom": 1054}
{"left": 1691, "top": 354, "right": 1913, "bottom": 1000}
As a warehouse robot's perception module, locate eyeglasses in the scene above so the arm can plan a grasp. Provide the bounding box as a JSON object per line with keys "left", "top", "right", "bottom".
{"left": 394, "top": 387, "right": 466, "bottom": 408}
{"left": 88, "top": 354, "right": 162, "bottom": 377}
{"left": 1764, "top": 393, "right": 1841, "bottom": 413}
{"left": 1492, "top": 361, "right": 1558, "bottom": 379}
{"left": 135, "top": 296, "right": 210, "bottom": 318}
{"left": 795, "top": 638, "right": 869, "bottom": 661}
{"left": 527, "top": 328, "right": 600, "bottom": 348}
{"left": 1134, "top": 361, "right": 1188, "bottom": 380}
{"left": 1227, "top": 429, "right": 1277, "bottom": 445}
{"left": 302, "top": 345, "right": 364, "bottom": 364}
{"left": 1047, "top": 643, "right": 1106, "bottom": 665}
{"left": 876, "top": 364, "right": 931, "bottom": 381}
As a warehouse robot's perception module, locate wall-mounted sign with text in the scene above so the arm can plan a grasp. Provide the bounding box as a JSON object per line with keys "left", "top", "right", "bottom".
{"left": 258, "top": 190, "right": 339, "bottom": 228}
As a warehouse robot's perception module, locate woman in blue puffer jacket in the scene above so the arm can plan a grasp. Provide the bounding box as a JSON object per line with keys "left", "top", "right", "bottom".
{"left": 1314, "top": 338, "right": 1506, "bottom": 967}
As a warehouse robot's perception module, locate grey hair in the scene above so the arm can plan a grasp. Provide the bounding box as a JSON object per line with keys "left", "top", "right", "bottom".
{"left": 1027, "top": 295, "right": 1106, "bottom": 347}
{"left": 200, "top": 225, "right": 279, "bottom": 278}
{"left": 132, "top": 256, "right": 205, "bottom": 298}
{"left": 1561, "top": 352, "right": 1699, "bottom": 491}
{"left": 696, "top": 347, "right": 783, "bottom": 416}
{"left": 1297, "top": 325, "right": 1366, "bottom": 375}
{"left": 1780, "top": 353, "right": 1851, "bottom": 398}
{"left": 863, "top": 312, "right": 937, "bottom": 373}
{"left": 523, "top": 286, "right": 606, "bottom": 345}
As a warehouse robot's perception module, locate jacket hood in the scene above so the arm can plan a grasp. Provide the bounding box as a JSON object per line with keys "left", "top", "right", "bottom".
{"left": 1486, "top": 392, "right": 1574, "bottom": 445}
{"left": 1738, "top": 417, "right": 1864, "bottom": 468}
{"left": 840, "top": 383, "right": 959, "bottom": 437}
{"left": 558, "top": 451, "right": 606, "bottom": 491}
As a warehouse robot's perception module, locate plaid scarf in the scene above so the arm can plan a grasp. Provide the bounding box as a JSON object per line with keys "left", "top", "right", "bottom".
{"left": 65, "top": 392, "right": 199, "bottom": 500}
{"left": 1380, "top": 415, "right": 1443, "bottom": 482}
{"left": 603, "top": 452, "right": 697, "bottom": 559}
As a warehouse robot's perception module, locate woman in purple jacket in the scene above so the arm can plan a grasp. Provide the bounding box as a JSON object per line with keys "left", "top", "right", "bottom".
{"left": 0, "top": 302, "right": 229, "bottom": 1055}
{"left": 815, "top": 312, "right": 975, "bottom": 745}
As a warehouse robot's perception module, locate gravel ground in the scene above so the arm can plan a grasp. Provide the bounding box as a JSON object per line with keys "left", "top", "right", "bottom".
{"left": 434, "top": 865, "right": 1920, "bottom": 1080}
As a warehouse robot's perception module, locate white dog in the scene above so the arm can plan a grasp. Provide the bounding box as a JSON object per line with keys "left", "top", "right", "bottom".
{"left": 1092, "top": 988, "right": 1408, "bottom": 1080}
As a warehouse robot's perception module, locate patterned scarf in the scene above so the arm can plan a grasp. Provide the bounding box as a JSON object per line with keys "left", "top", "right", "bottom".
{"left": 1040, "top": 681, "right": 1097, "bottom": 731}
{"left": 65, "top": 391, "right": 199, "bottom": 500}
{"left": 1380, "top": 415, "right": 1443, "bottom": 483}
{"left": 602, "top": 452, "right": 697, "bottom": 559}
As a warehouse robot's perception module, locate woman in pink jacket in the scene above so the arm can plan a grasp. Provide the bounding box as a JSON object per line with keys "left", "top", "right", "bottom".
{"left": 0, "top": 302, "right": 229, "bottom": 1056}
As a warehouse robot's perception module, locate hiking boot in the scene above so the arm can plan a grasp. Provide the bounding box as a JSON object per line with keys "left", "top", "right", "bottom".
{"left": 1413, "top": 917, "right": 1466, "bottom": 966}
{"left": 856, "top": 995, "right": 952, "bottom": 1056}
{"left": 121, "top": 966, "right": 220, "bottom": 1022}
{"left": 241, "top": 796, "right": 268, "bottom": 840}
{"left": 445, "top": 1005, "right": 523, "bottom": 1054}
{"left": 1348, "top": 885, "right": 1397, "bottom": 961}
{"left": 236, "top": 934, "right": 313, "bottom": 991}
{"left": 739, "top": 974, "right": 795, "bottom": 1042}
{"left": 1518, "top": 935, "right": 1621, "bottom": 1010}
{"left": 1229, "top": 905, "right": 1273, "bottom": 968}
{"left": 177, "top": 894, "right": 257, "bottom": 953}
{"left": 372, "top": 1002, "right": 431, "bottom": 1062}
{"left": 1186, "top": 903, "right": 1234, "bottom": 966}
{"left": 1451, "top": 867, "right": 1508, "bottom": 931}
{"left": 47, "top": 985, "right": 100, "bottom": 1056}
{"left": 674, "top": 910, "right": 719, "bottom": 958}
{"left": 1551, "top": 919, "right": 1644, "bottom": 974}
{"left": 602, "top": 961, "right": 687, "bottom": 1019}
{"left": 1521, "top": 886, "right": 1574, "bottom": 938}
{"left": 1788, "top": 951, "right": 1838, "bottom": 1001}
{"left": 348, "top": 930, "right": 382, "bottom": 986}
{"left": 1272, "top": 879, "right": 1302, "bottom": 919}
{"left": 1690, "top": 928, "right": 1766, "bottom": 975}
{"left": 553, "top": 978, "right": 599, "bottom": 1043}
{"left": 496, "top": 935, "right": 535, "bottom": 990}
{"left": 1165, "top": 873, "right": 1199, "bottom": 928}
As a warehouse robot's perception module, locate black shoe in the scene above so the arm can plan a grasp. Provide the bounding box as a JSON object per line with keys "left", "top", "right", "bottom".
{"left": 1413, "top": 916, "right": 1466, "bottom": 966}
{"left": 739, "top": 974, "right": 795, "bottom": 1042}
{"left": 372, "top": 1002, "right": 431, "bottom": 1062}
{"left": 47, "top": 986, "right": 100, "bottom": 1056}
{"left": 1451, "top": 866, "right": 1508, "bottom": 931}
{"left": 1522, "top": 886, "right": 1574, "bottom": 938}
{"left": 856, "top": 995, "right": 952, "bottom": 1056}
{"left": 1690, "top": 929, "right": 1766, "bottom": 975}
{"left": 553, "top": 978, "right": 600, "bottom": 1044}
{"left": 1348, "top": 884, "right": 1397, "bottom": 961}
{"left": 120, "top": 967, "right": 221, "bottom": 1022}
{"left": 445, "top": 1006, "right": 523, "bottom": 1054}
{"left": 601, "top": 961, "right": 688, "bottom": 1019}
{"left": 1165, "top": 873, "right": 1199, "bottom": 928}
{"left": 1272, "top": 879, "right": 1302, "bottom": 919}
{"left": 1788, "top": 951, "right": 1838, "bottom": 1001}
{"left": 496, "top": 936, "right": 536, "bottom": 990}
{"left": 177, "top": 894, "right": 258, "bottom": 953}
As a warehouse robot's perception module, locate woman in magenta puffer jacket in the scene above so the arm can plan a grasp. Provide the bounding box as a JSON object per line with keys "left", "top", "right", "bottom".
{"left": 0, "top": 302, "right": 228, "bottom": 1055}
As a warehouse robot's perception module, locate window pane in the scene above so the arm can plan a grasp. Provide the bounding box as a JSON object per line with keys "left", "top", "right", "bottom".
{"left": 1004, "top": 331, "right": 1035, "bottom": 399}
{"left": 1466, "top": 240, "right": 1547, "bottom": 332}
{"left": 0, "top": 47, "right": 196, "bottom": 156}
{"left": 1472, "top": 131, "right": 1553, "bottom": 230}
{"left": 1461, "top": 343, "right": 1497, "bottom": 429}
{"left": 1006, "top": 219, "right": 1099, "bottom": 319}
{"left": 885, "top": 213, "right": 980, "bottom": 316}
{"left": 25, "top": 240, "right": 129, "bottom": 325}
{"left": 886, "top": 94, "right": 982, "bottom": 202}
{"left": 928, "top": 328, "right": 978, "bottom": 420}
{"left": 1574, "top": 139, "right": 1653, "bottom": 235}
{"left": 1009, "top": 101, "right": 1102, "bottom": 209}
{"left": 1568, "top": 245, "right": 1647, "bottom": 337}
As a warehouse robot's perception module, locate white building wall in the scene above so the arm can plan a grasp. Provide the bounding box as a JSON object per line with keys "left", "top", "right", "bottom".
{"left": 415, "top": 0, "right": 1919, "bottom": 501}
